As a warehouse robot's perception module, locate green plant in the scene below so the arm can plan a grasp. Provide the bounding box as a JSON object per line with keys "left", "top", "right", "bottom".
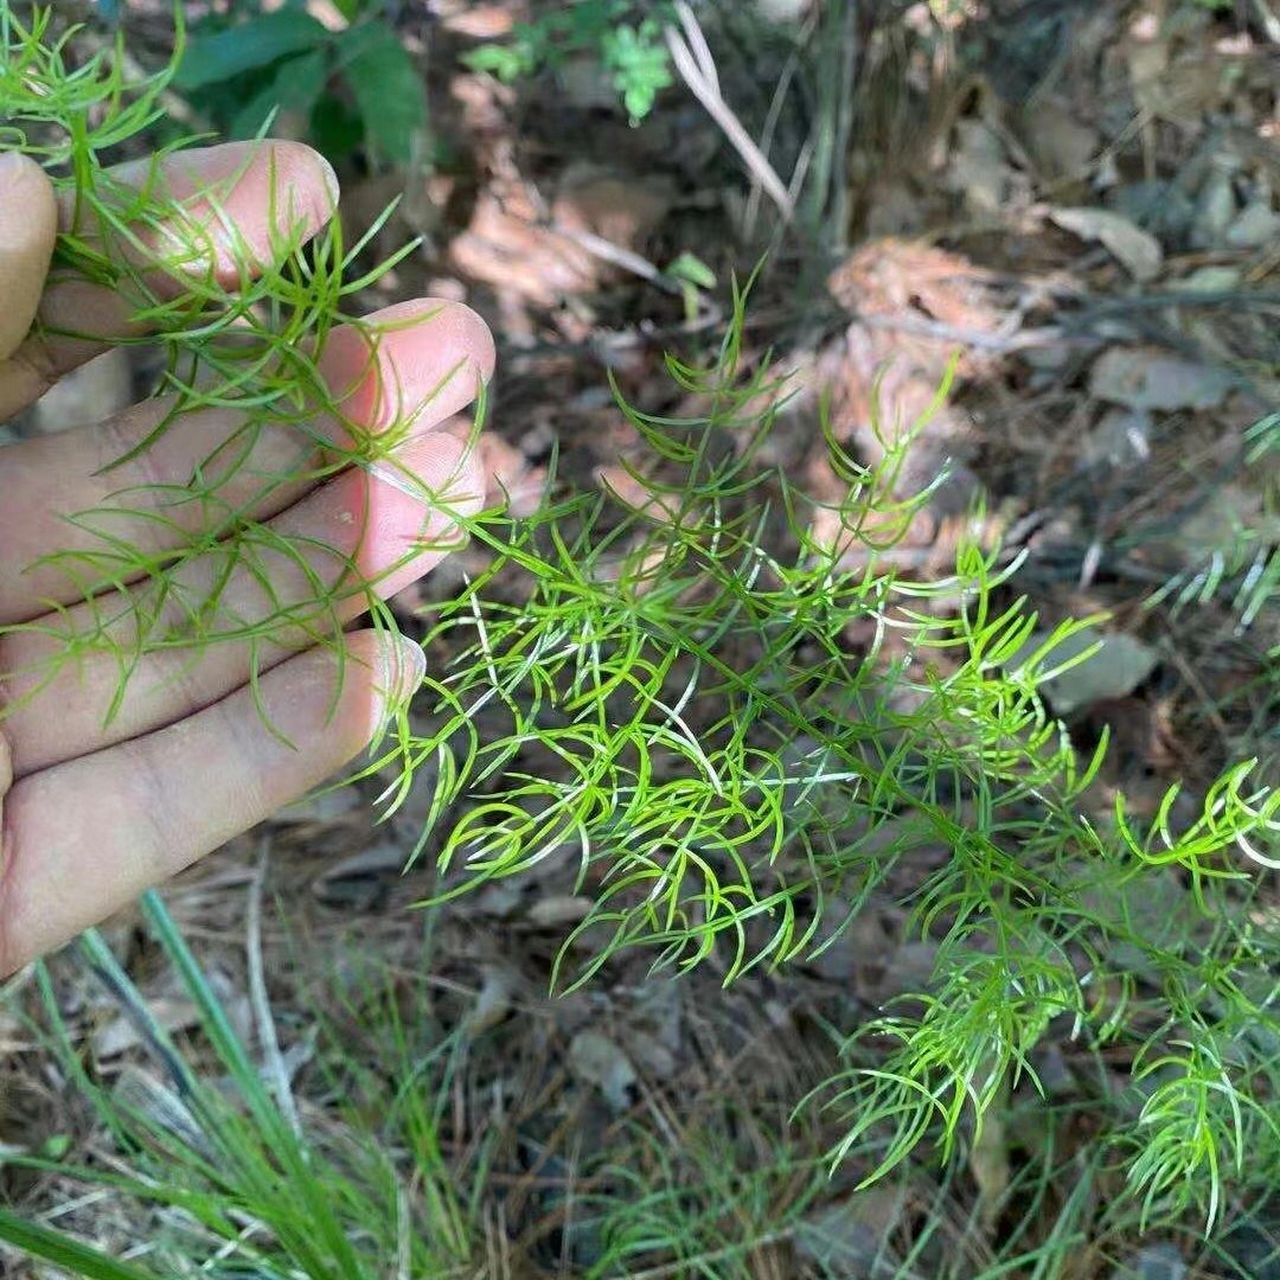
{"left": 6, "top": 10, "right": 1280, "bottom": 1273}
{"left": 173, "top": 1, "right": 427, "bottom": 164}
{"left": 0, "top": 894, "right": 492, "bottom": 1279}
{"left": 667, "top": 250, "right": 718, "bottom": 324}
{"left": 462, "top": 1, "right": 674, "bottom": 124}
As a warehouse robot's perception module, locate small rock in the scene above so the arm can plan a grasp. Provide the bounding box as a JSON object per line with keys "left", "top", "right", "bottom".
{"left": 1009, "top": 626, "right": 1159, "bottom": 717}
{"left": 1021, "top": 107, "right": 1098, "bottom": 179}
{"left": 463, "top": 966, "right": 517, "bottom": 1036}
{"left": 312, "top": 842, "right": 407, "bottom": 910}
{"left": 527, "top": 896, "right": 593, "bottom": 929}
{"left": 1192, "top": 166, "right": 1238, "bottom": 249}
{"left": 796, "top": 1184, "right": 907, "bottom": 1274}
{"left": 472, "top": 879, "right": 524, "bottom": 919}
{"left": 806, "top": 903, "right": 888, "bottom": 983}
{"left": 1109, "top": 181, "right": 1196, "bottom": 247}
{"left": 1218, "top": 1222, "right": 1280, "bottom": 1280}
{"left": 1168, "top": 484, "right": 1262, "bottom": 566}
{"left": 1175, "top": 265, "right": 1243, "bottom": 293}
{"left": 1084, "top": 408, "right": 1151, "bottom": 468}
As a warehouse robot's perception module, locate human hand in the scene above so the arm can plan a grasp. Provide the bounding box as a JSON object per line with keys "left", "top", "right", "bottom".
{"left": 0, "top": 143, "right": 493, "bottom": 974}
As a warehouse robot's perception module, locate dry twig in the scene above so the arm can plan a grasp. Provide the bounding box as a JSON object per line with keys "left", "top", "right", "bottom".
{"left": 664, "top": 1, "right": 795, "bottom": 222}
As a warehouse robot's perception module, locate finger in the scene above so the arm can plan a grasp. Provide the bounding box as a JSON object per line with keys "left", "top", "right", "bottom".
{"left": 0, "top": 152, "right": 58, "bottom": 360}
{"left": 0, "top": 629, "right": 425, "bottom": 975}
{"left": 0, "top": 141, "right": 338, "bottom": 420}
{"left": 0, "top": 298, "right": 495, "bottom": 623}
{"left": 1, "top": 430, "right": 484, "bottom": 775}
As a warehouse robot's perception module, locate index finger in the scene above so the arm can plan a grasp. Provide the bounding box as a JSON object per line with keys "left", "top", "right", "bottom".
{"left": 0, "top": 140, "right": 338, "bottom": 420}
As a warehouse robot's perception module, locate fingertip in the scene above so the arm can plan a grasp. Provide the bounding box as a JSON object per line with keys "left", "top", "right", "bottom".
{"left": 0, "top": 152, "right": 57, "bottom": 360}
{"left": 412, "top": 299, "right": 496, "bottom": 386}
{"left": 319, "top": 299, "right": 496, "bottom": 438}
{"left": 194, "top": 140, "right": 339, "bottom": 274}
{"left": 338, "top": 628, "right": 425, "bottom": 751}
{"left": 377, "top": 429, "right": 487, "bottom": 511}
{"left": 101, "top": 140, "right": 339, "bottom": 282}
{"left": 377, "top": 631, "right": 428, "bottom": 704}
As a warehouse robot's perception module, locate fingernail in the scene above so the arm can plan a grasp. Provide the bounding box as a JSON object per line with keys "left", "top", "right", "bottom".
{"left": 0, "top": 152, "right": 23, "bottom": 180}
{"left": 314, "top": 153, "right": 341, "bottom": 211}
{"left": 382, "top": 633, "right": 427, "bottom": 698}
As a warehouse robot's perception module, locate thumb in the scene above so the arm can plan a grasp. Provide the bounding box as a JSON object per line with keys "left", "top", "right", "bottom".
{"left": 0, "top": 152, "right": 57, "bottom": 362}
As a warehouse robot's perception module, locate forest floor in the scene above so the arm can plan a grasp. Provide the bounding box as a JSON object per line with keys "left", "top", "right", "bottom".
{"left": 4, "top": 1, "right": 1280, "bottom": 1277}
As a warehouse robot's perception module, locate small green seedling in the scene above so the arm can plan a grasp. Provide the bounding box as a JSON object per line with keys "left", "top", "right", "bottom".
{"left": 667, "top": 250, "right": 717, "bottom": 323}
{"left": 463, "top": 1, "right": 674, "bottom": 124}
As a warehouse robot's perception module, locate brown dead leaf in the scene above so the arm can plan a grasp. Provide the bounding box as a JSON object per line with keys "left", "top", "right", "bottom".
{"left": 552, "top": 166, "right": 672, "bottom": 254}
{"left": 438, "top": 3, "right": 515, "bottom": 38}
{"left": 478, "top": 433, "right": 547, "bottom": 517}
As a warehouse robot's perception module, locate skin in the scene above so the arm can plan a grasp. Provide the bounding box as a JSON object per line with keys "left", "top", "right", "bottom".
{"left": 0, "top": 142, "right": 496, "bottom": 974}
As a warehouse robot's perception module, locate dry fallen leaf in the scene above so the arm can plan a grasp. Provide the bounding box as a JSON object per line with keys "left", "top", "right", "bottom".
{"left": 796, "top": 1183, "right": 908, "bottom": 1272}
{"left": 946, "top": 120, "right": 1016, "bottom": 216}
{"left": 568, "top": 1030, "right": 637, "bottom": 1112}
{"left": 1050, "top": 207, "right": 1163, "bottom": 281}
{"left": 92, "top": 998, "right": 200, "bottom": 1059}
{"left": 1020, "top": 105, "right": 1098, "bottom": 180}
{"left": 463, "top": 965, "right": 518, "bottom": 1037}
{"left": 1089, "top": 347, "right": 1234, "bottom": 412}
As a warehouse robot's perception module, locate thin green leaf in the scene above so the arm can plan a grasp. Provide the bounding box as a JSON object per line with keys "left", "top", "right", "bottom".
{"left": 0, "top": 1206, "right": 162, "bottom": 1280}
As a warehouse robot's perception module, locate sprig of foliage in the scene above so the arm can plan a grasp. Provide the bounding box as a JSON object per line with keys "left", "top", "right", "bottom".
{"left": 5, "top": 10, "right": 1280, "bottom": 1256}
